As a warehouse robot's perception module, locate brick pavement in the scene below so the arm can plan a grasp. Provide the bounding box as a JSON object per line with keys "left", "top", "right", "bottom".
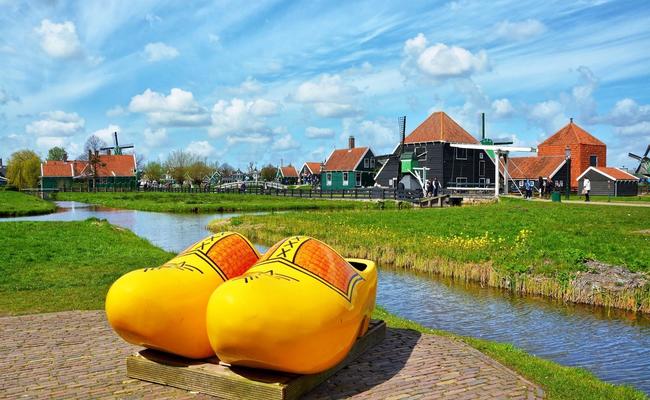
{"left": 0, "top": 311, "right": 544, "bottom": 399}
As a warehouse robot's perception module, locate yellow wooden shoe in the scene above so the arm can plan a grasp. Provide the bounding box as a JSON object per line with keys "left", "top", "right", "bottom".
{"left": 205, "top": 236, "right": 377, "bottom": 374}
{"left": 105, "top": 232, "right": 259, "bottom": 359}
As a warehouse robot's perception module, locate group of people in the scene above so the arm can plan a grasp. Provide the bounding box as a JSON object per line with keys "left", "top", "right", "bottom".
{"left": 424, "top": 177, "right": 442, "bottom": 197}
{"left": 522, "top": 176, "right": 557, "bottom": 199}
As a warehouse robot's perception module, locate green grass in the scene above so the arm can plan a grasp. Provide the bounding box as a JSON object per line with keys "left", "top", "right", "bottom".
{"left": 217, "top": 197, "right": 650, "bottom": 311}
{"left": 566, "top": 194, "right": 650, "bottom": 203}
{"left": 54, "top": 191, "right": 393, "bottom": 213}
{"left": 374, "top": 307, "right": 646, "bottom": 400}
{"left": 0, "top": 219, "right": 173, "bottom": 315}
{"left": 0, "top": 218, "right": 644, "bottom": 398}
{"left": 0, "top": 190, "right": 57, "bottom": 217}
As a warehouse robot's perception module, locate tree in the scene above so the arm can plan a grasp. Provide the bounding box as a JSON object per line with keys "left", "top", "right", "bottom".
{"left": 219, "top": 162, "right": 235, "bottom": 178}
{"left": 78, "top": 135, "right": 107, "bottom": 160}
{"left": 187, "top": 158, "right": 212, "bottom": 184}
{"left": 165, "top": 150, "right": 195, "bottom": 184}
{"left": 47, "top": 146, "right": 67, "bottom": 161}
{"left": 6, "top": 150, "right": 41, "bottom": 189}
{"left": 260, "top": 164, "right": 278, "bottom": 181}
{"left": 142, "top": 161, "right": 164, "bottom": 182}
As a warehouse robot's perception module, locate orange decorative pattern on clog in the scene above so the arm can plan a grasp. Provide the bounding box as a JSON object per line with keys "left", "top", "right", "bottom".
{"left": 180, "top": 232, "right": 259, "bottom": 280}
{"left": 257, "top": 236, "right": 363, "bottom": 301}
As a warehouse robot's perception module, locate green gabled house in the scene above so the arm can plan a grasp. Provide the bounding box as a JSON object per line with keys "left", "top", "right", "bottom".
{"left": 321, "top": 136, "right": 376, "bottom": 190}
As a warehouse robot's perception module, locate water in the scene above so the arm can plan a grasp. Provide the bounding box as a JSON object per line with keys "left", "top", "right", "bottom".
{"left": 3, "top": 202, "right": 650, "bottom": 393}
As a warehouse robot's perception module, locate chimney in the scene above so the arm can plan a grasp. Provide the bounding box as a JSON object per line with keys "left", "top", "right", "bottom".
{"left": 570, "top": 117, "right": 574, "bottom": 123}
{"left": 348, "top": 136, "right": 355, "bottom": 149}
{"left": 94, "top": 149, "right": 99, "bottom": 157}
{"left": 481, "top": 112, "right": 486, "bottom": 140}
{"left": 0, "top": 158, "right": 2, "bottom": 167}
{"left": 63, "top": 153, "right": 68, "bottom": 162}
{"left": 88, "top": 150, "right": 92, "bottom": 161}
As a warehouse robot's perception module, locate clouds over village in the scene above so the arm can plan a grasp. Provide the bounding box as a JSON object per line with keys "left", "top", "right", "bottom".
{"left": 1, "top": 0, "right": 649, "bottom": 168}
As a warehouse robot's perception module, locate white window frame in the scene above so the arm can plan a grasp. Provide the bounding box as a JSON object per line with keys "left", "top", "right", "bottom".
{"left": 363, "top": 158, "right": 369, "bottom": 168}
{"left": 455, "top": 177, "right": 467, "bottom": 184}
{"left": 355, "top": 172, "right": 362, "bottom": 187}
{"left": 455, "top": 148, "right": 467, "bottom": 160}
{"left": 371, "top": 158, "right": 375, "bottom": 168}
{"left": 479, "top": 152, "right": 484, "bottom": 159}
{"left": 342, "top": 172, "right": 349, "bottom": 186}
{"left": 479, "top": 160, "right": 486, "bottom": 177}
{"left": 326, "top": 172, "right": 332, "bottom": 186}
{"left": 478, "top": 177, "right": 486, "bottom": 186}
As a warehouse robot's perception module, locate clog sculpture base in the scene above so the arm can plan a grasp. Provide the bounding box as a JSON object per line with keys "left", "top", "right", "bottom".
{"left": 105, "top": 232, "right": 259, "bottom": 359}
{"left": 206, "top": 236, "right": 377, "bottom": 374}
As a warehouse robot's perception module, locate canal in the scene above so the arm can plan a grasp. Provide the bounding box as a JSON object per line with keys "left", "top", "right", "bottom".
{"left": 4, "top": 201, "right": 650, "bottom": 394}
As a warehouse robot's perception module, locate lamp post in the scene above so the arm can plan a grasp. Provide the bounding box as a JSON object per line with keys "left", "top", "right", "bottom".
{"left": 565, "top": 145, "right": 571, "bottom": 200}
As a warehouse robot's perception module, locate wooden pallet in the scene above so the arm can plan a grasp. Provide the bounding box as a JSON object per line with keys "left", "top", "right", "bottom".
{"left": 127, "top": 320, "right": 386, "bottom": 400}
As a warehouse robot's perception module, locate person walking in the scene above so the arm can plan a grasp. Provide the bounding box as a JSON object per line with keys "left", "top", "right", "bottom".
{"left": 583, "top": 178, "right": 591, "bottom": 202}
{"left": 425, "top": 179, "right": 433, "bottom": 197}
{"left": 524, "top": 179, "right": 532, "bottom": 200}
{"left": 538, "top": 176, "right": 544, "bottom": 198}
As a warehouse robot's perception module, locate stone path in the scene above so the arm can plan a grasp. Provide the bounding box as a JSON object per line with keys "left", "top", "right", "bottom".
{"left": 0, "top": 311, "right": 544, "bottom": 399}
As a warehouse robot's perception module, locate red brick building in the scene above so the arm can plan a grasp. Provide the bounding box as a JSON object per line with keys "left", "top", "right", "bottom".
{"left": 537, "top": 119, "right": 606, "bottom": 189}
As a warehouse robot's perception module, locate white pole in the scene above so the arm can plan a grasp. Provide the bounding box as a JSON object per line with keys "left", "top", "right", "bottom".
{"left": 494, "top": 150, "right": 500, "bottom": 198}
{"left": 504, "top": 154, "right": 509, "bottom": 195}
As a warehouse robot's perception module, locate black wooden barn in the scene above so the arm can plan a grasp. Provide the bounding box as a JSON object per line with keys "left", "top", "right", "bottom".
{"left": 577, "top": 167, "right": 639, "bottom": 196}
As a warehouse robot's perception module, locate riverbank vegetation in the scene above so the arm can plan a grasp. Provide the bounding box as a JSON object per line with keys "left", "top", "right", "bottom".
{"left": 213, "top": 198, "right": 650, "bottom": 312}
{"left": 0, "top": 190, "right": 57, "bottom": 217}
{"left": 0, "top": 219, "right": 644, "bottom": 398}
{"left": 0, "top": 219, "right": 173, "bottom": 315}
{"left": 376, "top": 308, "right": 645, "bottom": 400}
{"left": 54, "top": 191, "right": 393, "bottom": 212}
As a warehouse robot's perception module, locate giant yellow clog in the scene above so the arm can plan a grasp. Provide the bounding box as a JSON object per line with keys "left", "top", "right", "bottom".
{"left": 106, "top": 232, "right": 259, "bottom": 359}
{"left": 205, "top": 236, "right": 377, "bottom": 374}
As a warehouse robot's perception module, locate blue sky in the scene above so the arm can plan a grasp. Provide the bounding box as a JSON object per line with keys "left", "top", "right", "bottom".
{"left": 1, "top": 0, "right": 649, "bottom": 169}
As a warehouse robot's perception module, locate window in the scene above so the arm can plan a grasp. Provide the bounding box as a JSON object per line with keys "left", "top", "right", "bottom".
{"left": 456, "top": 177, "right": 467, "bottom": 185}
{"left": 479, "top": 152, "right": 484, "bottom": 160}
{"left": 326, "top": 173, "right": 332, "bottom": 186}
{"left": 364, "top": 158, "right": 369, "bottom": 168}
{"left": 478, "top": 178, "right": 486, "bottom": 186}
{"left": 455, "top": 148, "right": 467, "bottom": 160}
{"left": 486, "top": 178, "right": 490, "bottom": 184}
{"left": 519, "top": 180, "right": 524, "bottom": 187}
{"left": 590, "top": 155, "right": 598, "bottom": 167}
{"left": 355, "top": 172, "right": 362, "bottom": 186}
{"left": 342, "top": 172, "right": 349, "bottom": 185}
{"left": 479, "top": 160, "right": 486, "bottom": 177}
{"left": 370, "top": 158, "right": 375, "bottom": 168}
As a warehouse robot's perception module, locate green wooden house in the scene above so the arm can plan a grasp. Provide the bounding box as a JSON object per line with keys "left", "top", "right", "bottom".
{"left": 321, "top": 137, "right": 376, "bottom": 190}
{"left": 41, "top": 155, "right": 137, "bottom": 190}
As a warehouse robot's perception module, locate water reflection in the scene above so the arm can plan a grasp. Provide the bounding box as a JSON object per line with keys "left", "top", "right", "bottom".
{"left": 378, "top": 267, "right": 650, "bottom": 393}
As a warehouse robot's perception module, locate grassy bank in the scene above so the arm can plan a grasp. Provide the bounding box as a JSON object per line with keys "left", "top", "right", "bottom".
{"left": 0, "top": 219, "right": 173, "bottom": 315}
{"left": 375, "top": 307, "right": 645, "bottom": 400}
{"left": 54, "top": 191, "right": 392, "bottom": 213}
{"left": 567, "top": 194, "right": 650, "bottom": 203}
{"left": 0, "top": 219, "right": 644, "bottom": 398}
{"left": 0, "top": 190, "right": 57, "bottom": 217}
{"left": 213, "top": 198, "right": 650, "bottom": 312}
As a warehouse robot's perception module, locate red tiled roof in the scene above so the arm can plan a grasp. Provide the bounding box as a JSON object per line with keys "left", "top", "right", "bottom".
{"left": 42, "top": 161, "right": 74, "bottom": 177}
{"left": 303, "top": 162, "right": 322, "bottom": 174}
{"left": 578, "top": 166, "right": 639, "bottom": 181}
{"left": 280, "top": 165, "right": 298, "bottom": 178}
{"left": 540, "top": 121, "right": 606, "bottom": 147}
{"left": 404, "top": 111, "right": 479, "bottom": 144}
{"left": 506, "top": 156, "right": 566, "bottom": 179}
{"left": 324, "top": 147, "right": 368, "bottom": 171}
{"left": 41, "top": 155, "right": 136, "bottom": 178}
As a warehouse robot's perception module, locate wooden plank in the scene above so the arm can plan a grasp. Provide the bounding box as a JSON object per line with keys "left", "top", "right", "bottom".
{"left": 127, "top": 320, "right": 386, "bottom": 400}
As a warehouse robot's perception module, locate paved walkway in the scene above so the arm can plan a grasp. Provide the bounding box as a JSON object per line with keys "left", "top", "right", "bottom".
{"left": 0, "top": 311, "right": 544, "bottom": 399}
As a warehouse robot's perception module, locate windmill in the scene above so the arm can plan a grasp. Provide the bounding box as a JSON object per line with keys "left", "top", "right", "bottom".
{"left": 101, "top": 132, "right": 134, "bottom": 155}
{"left": 629, "top": 145, "right": 650, "bottom": 177}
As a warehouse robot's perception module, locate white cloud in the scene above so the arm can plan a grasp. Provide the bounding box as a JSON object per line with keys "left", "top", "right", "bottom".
{"left": 492, "top": 98, "right": 514, "bottom": 118}
{"left": 294, "top": 74, "right": 361, "bottom": 118}
{"left": 144, "top": 42, "right": 179, "bottom": 62}
{"left": 604, "top": 98, "right": 650, "bottom": 126}
{"left": 209, "top": 98, "right": 279, "bottom": 137}
{"left": 129, "top": 88, "right": 209, "bottom": 126}
{"left": 226, "top": 134, "right": 272, "bottom": 145}
{"left": 208, "top": 34, "right": 220, "bottom": 45}
{"left": 145, "top": 14, "right": 162, "bottom": 26}
{"left": 402, "top": 34, "right": 488, "bottom": 80}
{"left": 143, "top": 128, "right": 167, "bottom": 147}
{"left": 615, "top": 121, "right": 650, "bottom": 137}
{"left": 231, "top": 76, "right": 263, "bottom": 95}
{"left": 186, "top": 140, "right": 215, "bottom": 157}
{"left": 272, "top": 133, "right": 300, "bottom": 151}
{"left": 305, "top": 126, "right": 335, "bottom": 139}
{"left": 35, "top": 19, "right": 81, "bottom": 58}
{"left": 36, "top": 136, "right": 66, "bottom": 150}
{"left": 528, "top": 100, "right": 567, "bottom": 132}
{"left": 91, "top": 124, "right": 121, "bottom": 144}
{"left": 106, "top": 105, "right": 127, "bottom": 117}
{"left": 494, "top": 19, "right": 546, "bottom": 41}
{"left": 26, "top": 111, "right": 85, "bottom": 137}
